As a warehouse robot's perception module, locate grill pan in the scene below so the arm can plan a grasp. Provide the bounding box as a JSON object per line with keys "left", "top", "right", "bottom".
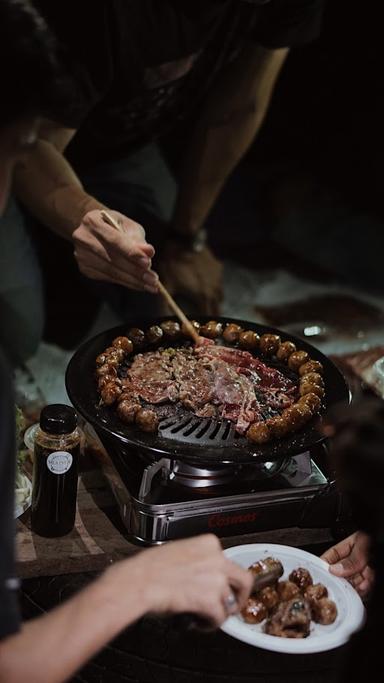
{"left": 65, "top": 317, "right": 350, "bottom": 465}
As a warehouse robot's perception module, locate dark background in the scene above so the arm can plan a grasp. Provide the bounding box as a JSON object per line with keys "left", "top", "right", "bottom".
{"left": 248, "top": 0, "right": 380, "bottom": 216}
{"left": 42, "top": 0, "right": 384, "bottom": 347}
{"left": 209, "top": 0, "right": 383, "bottom": 287}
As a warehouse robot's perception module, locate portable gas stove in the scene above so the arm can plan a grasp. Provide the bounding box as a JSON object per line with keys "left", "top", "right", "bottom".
{"left": 66, "top": 318, "right": 351, "bottom": 545}
{"left": 94, "top": 438, "right": 345, "bottom": 544}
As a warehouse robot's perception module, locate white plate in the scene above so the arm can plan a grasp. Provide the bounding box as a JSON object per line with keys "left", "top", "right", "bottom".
{"left": 221, "top": 543, "right": 365, "bottom": 654}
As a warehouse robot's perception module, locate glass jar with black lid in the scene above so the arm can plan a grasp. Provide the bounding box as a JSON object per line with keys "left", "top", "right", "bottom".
{"left": 31, "top": 404, "right": 80, "bottom": 537}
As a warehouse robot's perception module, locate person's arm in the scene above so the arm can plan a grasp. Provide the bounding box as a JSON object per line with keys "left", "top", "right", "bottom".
{"left": 14, "top": 122, "right": 100, "bottom": 239}
{"left": 321, "top": 531, "right": 375, "bottom": 598}
{"left": 158, "top": 43, "right": 288, "bottom": 314}
{"left": 13, "top": 122, "right": 158, "bottom": 292}
{"left": 0, "top": 534, "right": 252, "bottom": 683}
{"left": 172, "top": 42, "right": 289, "bottom": 238}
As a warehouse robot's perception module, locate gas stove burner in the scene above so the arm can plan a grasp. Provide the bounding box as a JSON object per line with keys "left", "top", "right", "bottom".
{"left": 170, "top": 459, "right": 284, "bottom": 488}
{"left": 171, "top": 461, "right": 237, "bottom": 488}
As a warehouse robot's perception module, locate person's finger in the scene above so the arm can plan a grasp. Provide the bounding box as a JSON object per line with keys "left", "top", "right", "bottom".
{"left": 75, "top": 241, "right": 158, "bottom": 286}
{"left": 347, "top": 572, "right": 364, "bottom": 588}
{"left": 76, "top": 246, "right": 152, "bottom": 282}
{"left": 78, "top": 241, "right": 153, "bottom": 280}
{"left": 357, "top": 578, "right": 372, "bottom": 598}
{"left": 142, "top": 274, "right": 159, "bottom": 294}
{"left": 75, "top": 251, "right": 159, "bottom": 292}
{"left": 360, "top": 566, "right": 375, "bottom": 595}
{"left": 224, "top": 559, "right": 253, "bottom": 610}
{"left": 321, "top": 536, "right": 355, "bottom": 566}
{"left": 328, "top": 552, "right": 367, "bottom": 578}
{"left": 126, "top": 240, "right": 155, "bottom": 260}
{"left": 222, "top": 590, "right": 238, "bottom": 616}
{"left": 321, "top": 548, "right": 342, "bottom": 565}
{"left": 74, "top": 225, "right": 153, "bottom": 272}
{"left": 104, "top": 228, "right": 154, "bottom": 262}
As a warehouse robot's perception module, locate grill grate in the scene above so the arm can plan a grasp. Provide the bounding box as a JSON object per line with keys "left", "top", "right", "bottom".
{"left": 158, "top": 414, "right": 240, "bottom": 446}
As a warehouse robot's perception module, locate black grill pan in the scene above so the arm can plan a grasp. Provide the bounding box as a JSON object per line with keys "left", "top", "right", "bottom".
{"left": 65, "top": 317, "right": 350, "bottom": 465}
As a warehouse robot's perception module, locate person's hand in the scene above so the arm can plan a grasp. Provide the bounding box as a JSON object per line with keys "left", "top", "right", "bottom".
{"left": 321, "top": 531, "right": 375, "bottom": 598}
{"left": 110, "top": 534, "right": 253, "bottom": 628}
{"left": 73, "top": 209, "right": 159, "bottom": 292}
{"left": 157, "top": 240, "right": 223, "bottom": 315}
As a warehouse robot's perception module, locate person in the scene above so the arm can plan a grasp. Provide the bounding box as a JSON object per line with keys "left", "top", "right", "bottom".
{"left": 0, "top": 0, "right": 325, "bottom": 363}
{"left": 320, "top": 399, "right": 382, "bottom": 600}
{"left": 322, "top": 530, "right": 374, "bottom": 598}
{"left": 319, "top": 397, "right": 384, "bottom": 680}
{"left": 0, "top": 3, "right": 252, "bottom": 681}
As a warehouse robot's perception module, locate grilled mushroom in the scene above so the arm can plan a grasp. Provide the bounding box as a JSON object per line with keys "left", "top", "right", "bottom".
{"left": 281, "top": 404, "right": 310, "bottom": 431}
{"left": 96, "top": 362, "right": 118, "bottom": 378}
{"left": 299, "top": 360, "right": 324, "bottom": 376}
{"left": 160, "top": 320, "right": 181, "bottom": 340}
{"left": 135, "top": 408, "right": 159, "bottom": 432}
{"left": 289, "top": 567, "right": 313, "bottom": 591}
{"left": 276, "top": 341, "right": 297, "bottom": 362}
{"left": 127, "top": 328, "right": 146, "bottom": 347}
{"left": 238, "top": 330, "right": 260, "bottom": 350}
{"left": 96, "top": 352, "right": 108, "bottom": 367}
{"left": 311, "top": 598, "right": 337, "bottom": 625}
{"left": 301, "top": 372, "right": 324, "bottom": 388}
{"left": 241, "top": 597, "right": 268, "bottom": 624}
{"left": 299, "top": 380, "right": 325, "bottom": 399}
{"left": 298, "top": 392, "right": 322, "bottom": 413}
{"left": 100, "top": 381, "right": 122, "bottom": 406}
{"left": 259, "top": 334, "right": 281, "bottom": 356}
{"left": 117, "top": 399, "right": 141, "bottom": 423}
{"left": 200, "top": 320, "right": 223, "bottom": 339}
{"left": 112, "top": 336, "right": 134, "bottom": 354}
{"left": 277, "top": 580, "right": 301, "bottom": 602}
{"left": 304, "top": 583, "right": 328, "bottom": 603}
{"left": 288, "top": 351, "right": 310, "bottom": 372}
{"left": 98, "top": 373, "right": 120, "bottom": 390}
{"left": 257, "top": 586, "right": 280, "bottom": 611}
{"left": 223, "top": 323, "right": 243, "bottom": 344}
{"left": 146, "top": 325, "right": 164, "bottom": 345}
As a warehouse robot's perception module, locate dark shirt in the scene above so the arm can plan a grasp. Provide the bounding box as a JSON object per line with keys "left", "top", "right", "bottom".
{"left": 0, "top": 350, "right": 20, "bottom": 641}
{"left": 35, "top": 0, "right": 325, "bottom": 168}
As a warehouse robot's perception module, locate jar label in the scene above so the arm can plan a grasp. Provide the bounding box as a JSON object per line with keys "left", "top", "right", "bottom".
{"left": 47, "top": 451, "right": 73, "bottom": 474}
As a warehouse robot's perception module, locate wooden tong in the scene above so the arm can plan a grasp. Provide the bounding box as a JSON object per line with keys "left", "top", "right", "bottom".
{"left": 100, "top": 210, "right": 200, "bottom": 343}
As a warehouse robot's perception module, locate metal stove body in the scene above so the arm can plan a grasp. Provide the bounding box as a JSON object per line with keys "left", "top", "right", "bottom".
{"left": 97, "top": 436, "right": 343, "bottom": 545}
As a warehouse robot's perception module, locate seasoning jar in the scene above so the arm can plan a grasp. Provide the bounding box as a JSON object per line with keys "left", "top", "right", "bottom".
{"left": 31, "top": 404, "right": 80, "bottom": 537}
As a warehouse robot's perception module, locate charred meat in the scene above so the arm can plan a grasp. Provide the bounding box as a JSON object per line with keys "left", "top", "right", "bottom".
{"left": 264, "top": 597, "right": 312, "bottom": 639}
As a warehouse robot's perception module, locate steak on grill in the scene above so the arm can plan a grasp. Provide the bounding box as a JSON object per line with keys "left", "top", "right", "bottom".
{"left": 125, "top": 344, "right": 297, "bottom": 434}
